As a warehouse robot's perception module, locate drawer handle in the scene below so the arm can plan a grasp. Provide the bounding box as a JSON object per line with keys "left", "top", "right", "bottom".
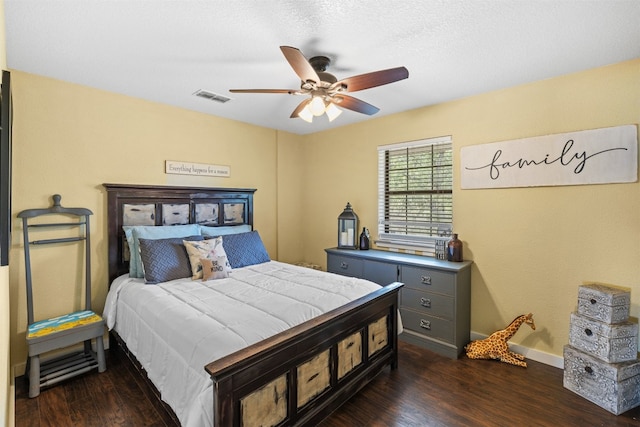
{"left": 590, "top": 298, "right": 597, "bottom": 305}
{"left": 584, "top": 328, "right": 593, "bottom": 336}
{"left": 584, "top": 366, "right": 593, "bottom": 374}
{"left": 420, "top": 319, "right": 431, "bottom": 330}
{"left": 340, "top": 262, "right": 348, "bottom": 269}
{"left": 421, "top": 275, "right": 431, "bottom": 285}
{"left": 420, "top": 297, "right": 431, "bottom": 308}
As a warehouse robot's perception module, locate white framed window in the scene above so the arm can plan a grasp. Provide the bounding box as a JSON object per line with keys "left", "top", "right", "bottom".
{"left": 376, "top": 135, "right": 453, "bottom": 257}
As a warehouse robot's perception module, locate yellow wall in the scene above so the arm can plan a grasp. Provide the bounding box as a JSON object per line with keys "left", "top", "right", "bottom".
{"left": 7, "top": 71, "right": 304, "bottom": 371}
{"left": 300, "top": 59, "right": 640, "bottom": 359}
{"left": 7, "top": 58, "right": 640, "bottom": 376}
{"left": 275, "top": 131, "right": 305, "bottom": 261}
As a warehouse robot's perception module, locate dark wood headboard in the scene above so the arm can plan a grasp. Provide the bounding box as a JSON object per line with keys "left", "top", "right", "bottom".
{"left": 103, "top": 183, "right": 256, "bottom": 283}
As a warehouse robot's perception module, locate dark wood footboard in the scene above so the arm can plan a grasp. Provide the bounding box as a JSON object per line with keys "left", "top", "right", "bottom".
{"left": 205, "top": 281, "right": 403, "bottom": 427}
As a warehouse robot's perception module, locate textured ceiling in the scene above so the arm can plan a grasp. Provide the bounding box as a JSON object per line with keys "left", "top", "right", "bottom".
{"left": 5, "top": 1, "right": 640, "bottom": 135}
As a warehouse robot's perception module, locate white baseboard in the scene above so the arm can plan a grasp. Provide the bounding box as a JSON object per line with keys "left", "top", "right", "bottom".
{"left": 470, "top": 331, "right": 564, "bottom": 369}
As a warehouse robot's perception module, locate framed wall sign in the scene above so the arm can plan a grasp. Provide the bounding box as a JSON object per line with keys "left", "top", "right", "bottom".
{"left": 165, "top": 160, "right": 230, "bottom": 178}
{"left": 461, "top": 125, "right": 637, "bottom": 189}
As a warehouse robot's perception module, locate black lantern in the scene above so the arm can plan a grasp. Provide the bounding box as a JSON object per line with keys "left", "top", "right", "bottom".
{"left": 337, "top": 202, "right": 358, "bottom": 249}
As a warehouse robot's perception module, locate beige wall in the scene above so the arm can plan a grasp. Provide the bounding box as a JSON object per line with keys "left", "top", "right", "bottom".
{"left": 7, "top": 71, "right": 304, "bottom": 371}
{"left": 276, "top": 131, "right": 305, "bottom": 261}
{"left": 300, "top": 59, "right": 640, "bottom": 360}
{"left": 6, "top": 58, "right": 640, "bottom": 379}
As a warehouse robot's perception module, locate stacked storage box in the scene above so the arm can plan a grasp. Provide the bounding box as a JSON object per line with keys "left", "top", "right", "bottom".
{"left": 563, "top": 283, "right": 640, "bottom": 415}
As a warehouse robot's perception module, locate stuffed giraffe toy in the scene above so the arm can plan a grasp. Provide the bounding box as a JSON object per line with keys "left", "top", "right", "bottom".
{"left": 465, "top": 313, "right": 536, "bottom": 368}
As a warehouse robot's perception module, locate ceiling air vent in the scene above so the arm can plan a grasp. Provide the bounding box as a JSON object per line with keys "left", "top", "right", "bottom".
{"left": 193, "top": 89, "right": 231, "bottom": 104}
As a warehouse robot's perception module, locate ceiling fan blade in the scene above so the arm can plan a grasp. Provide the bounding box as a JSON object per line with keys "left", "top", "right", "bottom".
{"left": 334, "top": 67, "right": 409, "bottom": 92}
{"left": 280, "top": 46, "right": 320, "bottom": 84}
{"left": 333, "top": 95, "right": 380, "bottom": 115}
{"left": 290, "top": 98, "right": 311, "bottom": 118}
{"left": 229, "top": 89, "right": 299, "bottom": 94}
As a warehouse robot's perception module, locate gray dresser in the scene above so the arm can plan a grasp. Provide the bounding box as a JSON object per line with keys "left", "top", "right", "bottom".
{"left": 325, "top": 248, "right": 472, "bottom": 359}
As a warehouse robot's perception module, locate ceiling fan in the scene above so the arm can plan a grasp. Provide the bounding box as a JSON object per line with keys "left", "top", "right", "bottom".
{"left": 230, "top": 46, "right": 409, "bottom": 123}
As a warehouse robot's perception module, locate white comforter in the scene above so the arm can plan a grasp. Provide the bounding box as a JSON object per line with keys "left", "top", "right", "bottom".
{"left": 103, "top": 261, "right": 384, "bottom": 427}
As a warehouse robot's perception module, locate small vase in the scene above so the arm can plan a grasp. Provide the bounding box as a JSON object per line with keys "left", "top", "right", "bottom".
{"left": 359, "top": 227, "right": 370, "bottom": 250}
{"left": 447, "top": 233, "right": 463, "bottom": 262}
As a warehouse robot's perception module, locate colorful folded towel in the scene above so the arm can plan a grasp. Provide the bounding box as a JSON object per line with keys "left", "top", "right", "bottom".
{"left": 27, "top": 310, "right": 102, "bottom": 339}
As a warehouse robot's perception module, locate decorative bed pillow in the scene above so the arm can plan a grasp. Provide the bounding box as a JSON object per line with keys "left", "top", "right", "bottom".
{"left": 123, "top": 224, "right": 201, "bottom": 278}
{"left": 220, "top": 231, "right": 270, "bottom": 268}
{"left": 200, "top": 256, "right": 231, "bottom": 281}
{"left": 138, "top": 235, "right": 203, "bottom": 284}
{"left": 200, "top": 224, "right": 252, "bottom": 238}
{"left": 183, "top": 237, "right": 232, "bottom": 280}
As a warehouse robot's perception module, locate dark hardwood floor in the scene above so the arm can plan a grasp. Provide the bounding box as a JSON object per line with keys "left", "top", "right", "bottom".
{"left": 15, "top": 341, "right": 640, "bottom": 426}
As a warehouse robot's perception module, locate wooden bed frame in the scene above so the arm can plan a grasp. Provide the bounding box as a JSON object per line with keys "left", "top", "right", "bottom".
{"left": 103, "top": 183, "right": 402, "bottom": 427}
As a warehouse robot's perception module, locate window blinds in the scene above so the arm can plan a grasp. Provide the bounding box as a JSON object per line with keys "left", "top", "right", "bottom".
{"left": 377, "top": 136, "right": 453, "bottom": 254}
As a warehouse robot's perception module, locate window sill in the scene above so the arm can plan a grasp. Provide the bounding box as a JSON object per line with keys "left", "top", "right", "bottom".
{"left": 374, "top": 239, "right": 436, "bottom": 257}
{"left": 375, "top": 234, "right": 453, "bottom": 259}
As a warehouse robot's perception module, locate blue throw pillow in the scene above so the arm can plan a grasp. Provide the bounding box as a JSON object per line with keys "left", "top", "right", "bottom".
{"left": 138, "top": 235, "right": 204, "bottom": 284}
{"left": 221, "top": 231, "right": 270, "bottom": 268}
{"left": 200, "top": 224, "right": 252, "bottom": 238}
{"left": 123, "top": 224, "right": 201, "bottom": 278}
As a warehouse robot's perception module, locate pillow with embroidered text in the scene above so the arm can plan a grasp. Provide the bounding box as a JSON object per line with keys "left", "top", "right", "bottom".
{"left": 183, "top": 237, "right": 232, "bottom": 280}
{"left": 201, "top": 256, "right": 231, "bottom": 281}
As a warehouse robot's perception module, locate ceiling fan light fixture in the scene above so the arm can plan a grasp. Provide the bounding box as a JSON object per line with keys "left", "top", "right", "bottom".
{"left": 297, "top": 105, "right": 314, "bottom": 123}
{"left": 325, "top": 102, "right": 342, "bottom": 122}
{"left": 232, "top": 46, "right": 408, "bottom": 124}
{"left": 309, "top": 96, "right": 326, "bottom": 116}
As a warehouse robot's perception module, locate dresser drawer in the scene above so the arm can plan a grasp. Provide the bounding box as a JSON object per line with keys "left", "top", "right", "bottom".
{"left": 363, "top": 259, "right": 398, "bottom": 286}
{"left": 327, "top": 254, "right": 364, "bottom": 278}
{"left": 400, "top": 308, "right": 454, "bottom": 343}
{"left": 400, "top": 265, "right": 455, "bottom": 296}
{"left": 401, "top": 288, "right": 454, "bottom": 320}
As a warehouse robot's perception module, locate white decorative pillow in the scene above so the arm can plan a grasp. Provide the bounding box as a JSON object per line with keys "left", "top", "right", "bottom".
{"left": 183, "top": 237, "right": 231, "bottom": 280}
{"left": 201, "top": 256, "right": 230, "bottom": 281}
